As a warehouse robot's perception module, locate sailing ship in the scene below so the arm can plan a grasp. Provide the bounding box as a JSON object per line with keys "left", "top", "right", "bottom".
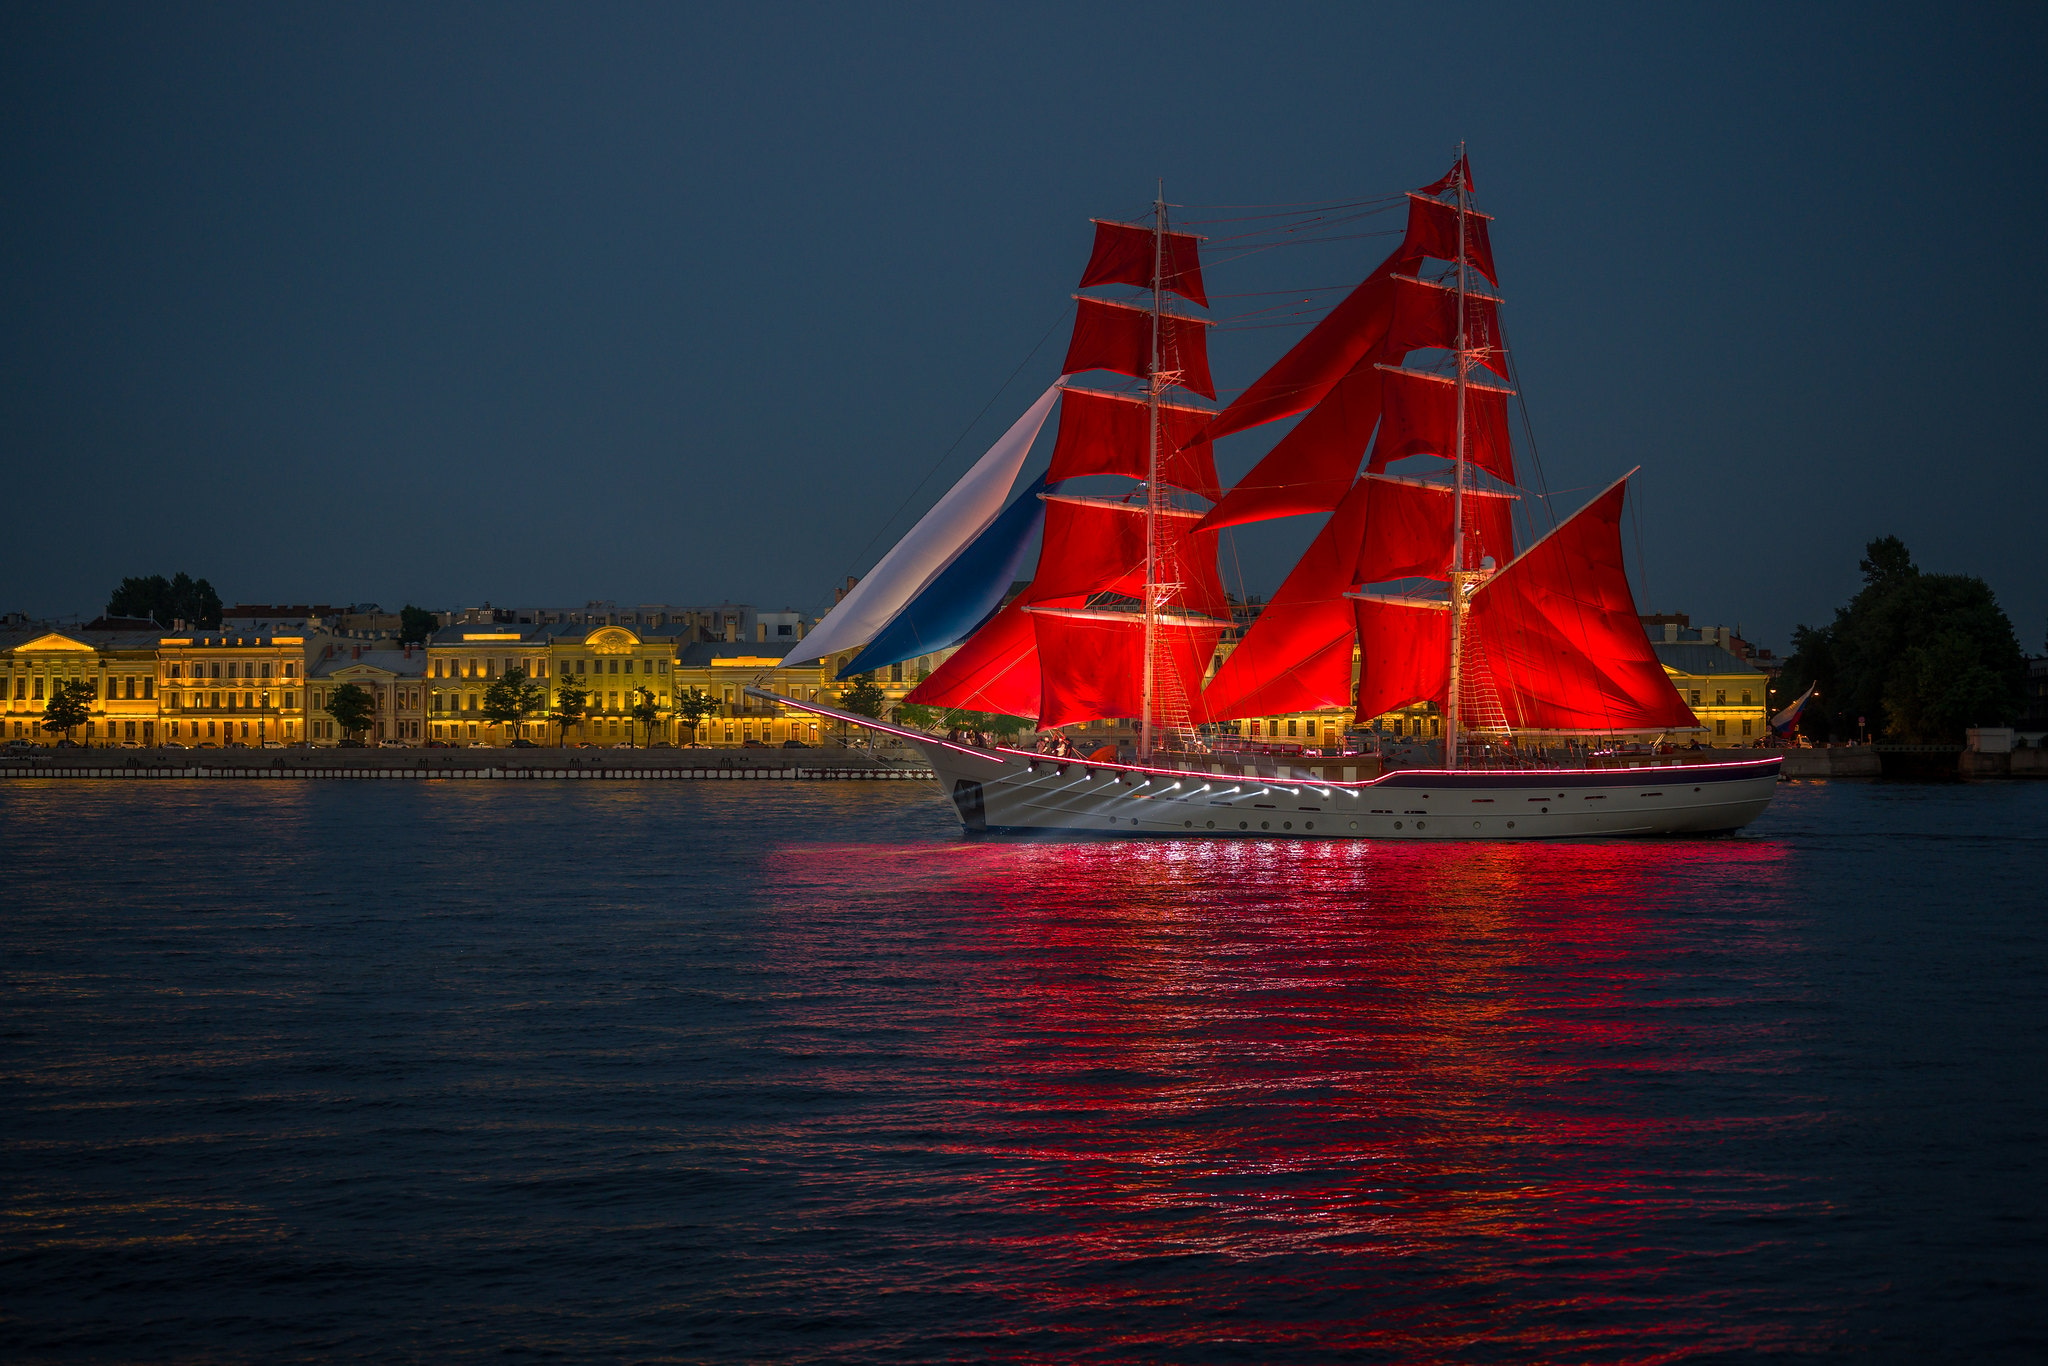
{"left": 771, "top": 152, "right": 1781, "bottom": 838}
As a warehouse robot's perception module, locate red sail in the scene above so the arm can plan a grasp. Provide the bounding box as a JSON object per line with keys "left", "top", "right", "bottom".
{"left": 1048, "top": 388, "right": 1221, "bottom": 501}
{"left": 1401, "top": 194, "right": 1498, "bottom": 286}
{"left": 1417, "top": 153, "right": 1475, "bottom": 197}
{"left": 1352, "top": 475, "right": 1517, "bottom": 584}
{"left": 1466, "top": 478, "right": 1698, "bottom": 731}
{"left": 1350, "top": 596, "right": 1450, "bottom": 722}
{"left": 1371, "top": 366, "right": 1516, "bottom": 484}
{"left": 1201, "top": 478, "right": 1374, "bottom": 720}
{"left": 1026, "top": 496, "right": 1229, "bottom": 619}
{"left": 1031, "top": 608, "right": 1223, "bottom": 728}
{"left": 903, "top": 596, "right": 1065, "bottom": 718}
{"left": 1387, "top": 275, "right": 1509, "bottom": 381}
{"left": 1190, "top": 247, "right": 1416, "bottom": 444}
{"left": 1078, "top": 220, "right": 1208, "bottom": 308}
{"left": 1061, "top": 297, "right": 1216, "bottom": 400}
{"left": 1195, "top": 358, "right": 1383, "bottom": 532}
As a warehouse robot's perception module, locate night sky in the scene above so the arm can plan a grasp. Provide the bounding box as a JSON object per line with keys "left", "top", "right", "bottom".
{"left": 4, "top": 4, "right": 2042, "bottom": 653}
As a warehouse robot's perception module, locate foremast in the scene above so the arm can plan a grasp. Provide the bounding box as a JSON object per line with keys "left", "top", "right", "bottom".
{"left": 1445, "top": 143, "right": 1474, "bottom": 769}
{"left": 1141, "top": 183, "right": 1169, "bottom": 759}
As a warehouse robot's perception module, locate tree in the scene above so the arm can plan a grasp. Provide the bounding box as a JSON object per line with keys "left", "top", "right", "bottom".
{"left": 41, "top": 679, "right": 94, "bottom": 742}
{"left": 840, "top": 674, "right": 886, "bottom": 718}
{"left": 672, "top": 687, "right": 716, "bottom": 746}
{"left": 629, "top": 686, "right": 667, "bottom": 746}
{"left": 550, "top": 683, "right": 588, "bottom": 746}
{"left": 398, "top": 605, "right": 437, "bottom": 646}
{"left": 895, "top": 702, "right": 940, "bottom": 731}
{"left": 1777, "top": 537, "right": 2025, "bottom": 743}
{"left": 481, "top": 667, "right": 545, "bottom": 742}
{"left": 326, "top": 683, "right": 375, "bottom": 743}
{"left": 107, "top": 572, "right": 222, "bottom": 628}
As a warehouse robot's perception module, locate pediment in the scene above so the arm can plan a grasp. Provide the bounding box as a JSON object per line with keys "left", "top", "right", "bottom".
{"left": 14, "top": 632, "right": 95, "bottom": 654}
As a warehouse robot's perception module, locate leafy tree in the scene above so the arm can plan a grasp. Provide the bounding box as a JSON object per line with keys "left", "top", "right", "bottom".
{"left": 943, "top": 708, "right": 1032, "bottom": 739}
{"left": 325, "top": 683, "right": 375, "bottom": 742}
{"left": 398, "top": 605, "right": 438, "bottom": 645}
{"left": 41, "top": 679, "right": 94, "bottom": 741}
{"left": 629, "top": 686, "right": 666, "bottom": 746}
{"left": 550, "top": 683, "right": 588, "bottom": 746}
{"left": 839, "top": 674, "right": 886, "bottom": 719}
{"left": 672, "top": 687, "right": 716, "bottom": 746}
{"left": 895, "top": 702, "right": 940, "bottom": 731}
{"left": 1777, "top": 537, "right": 2025, "bottom": 743}
{"left": 481, "top": 667, "right": 546, "bottom": 741}
{"left": 107, "top": 572, "right": 222, "bottom": 628}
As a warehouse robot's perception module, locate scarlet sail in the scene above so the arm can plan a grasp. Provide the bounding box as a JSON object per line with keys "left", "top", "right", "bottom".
{"left": 1351, "top": 596, "right": 1450, "bottom": 723}
{"left": 1201, "top": 477, "right": 1374, "bottom": 720}
{"left": 1465, "top": 478, "right": 1698, "bottom": 731}
{"left": 1030, "top": 608, "right": 1223, "bottom": 729}
{"left": 1062, "top": 297, "right": 1216, "bottom": 400}
{"left": 1049, "top": 388, "right": 1220, "bottom": 500}
{"left": 1026, "top": 496, "right": 1229, "bottom": 619}
{"left": 1372, "top": 366, "right": 1516, "bottom": 484}
{"left": 1078, "top": 219, "right": 1208, "bottom": 308}
{"left": 904, "top": 596, "right": 1059, "bottom": 718}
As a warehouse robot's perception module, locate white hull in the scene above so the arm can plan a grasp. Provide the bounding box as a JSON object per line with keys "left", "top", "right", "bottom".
{"left": 913, "top": 738, "right": 1779, "bottom": 839}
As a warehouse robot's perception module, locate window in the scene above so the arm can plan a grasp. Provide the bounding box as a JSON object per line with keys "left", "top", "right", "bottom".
{"left": 169, "top": 664, "right": 182, "bottom": 678}
{"left": 1742, "top": 719, "right": 1753, "bottom": 737}
{"left": 609, "top": 659, "right": 619, "bottom": 674}
{"left": 1715, "top": 690, "right": 1726, "bottom": 706}
{"left": 1689, "top": 690, "right": 1701, "bottom": 705}
{"left": 778, "top": 623, "right": 793, "bottom": 637}
{"left": 283, "top": 663, "right": 295, "bottom": 678}
{"left": 1715, "top": 719, "right": 1727, "bottom": 737}
{"left": 1287, "top": 719, "right": 1298, "bottom": 736}
{"left": 261, "top": 663, "right": 272, "bottom": 678}
{"left": 1741, "top": 690, "right": 1752, "bottom": 705}
{"left": 33, "top": 677, "right": 42, "bottom": 699}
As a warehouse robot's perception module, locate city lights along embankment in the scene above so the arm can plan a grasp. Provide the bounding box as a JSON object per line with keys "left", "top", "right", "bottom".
{"left": 0, "top": 748, "right": 934, "bottom": 782}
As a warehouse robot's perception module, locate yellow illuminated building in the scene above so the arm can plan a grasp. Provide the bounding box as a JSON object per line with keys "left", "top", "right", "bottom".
{"left": 1653, "top": 642, "right": 1769, "bottom": 745}
{"left": 1, "top": 627, "right": 165, "bottom": 746}
{"left": 548, "top": 625, "right": 684, "bottom": 746}
{"left": 424, "top": 624, "right": 557, "bottom": 746}
{"left": 156, "top": 634, "right": 310, "bottom": 747}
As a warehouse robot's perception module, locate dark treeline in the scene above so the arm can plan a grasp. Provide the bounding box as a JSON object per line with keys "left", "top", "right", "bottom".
{"left": 1777, "top": 537, "right": 2026, "bottom": 743}
{"left": 106, "top": 574, "right": 221, "bottom": 630}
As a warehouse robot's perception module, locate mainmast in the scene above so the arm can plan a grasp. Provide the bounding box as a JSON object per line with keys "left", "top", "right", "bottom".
{"left": 1140, "top": 180, "right": 1166, "bottom": 759}
{"left": 1444, "top": 142, "right": 1470, "bottom": 771}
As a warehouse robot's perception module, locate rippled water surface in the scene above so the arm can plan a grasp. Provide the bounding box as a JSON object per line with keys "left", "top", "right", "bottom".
{"left": 2, "top": 778, "right": 2045, "bottom": 1362}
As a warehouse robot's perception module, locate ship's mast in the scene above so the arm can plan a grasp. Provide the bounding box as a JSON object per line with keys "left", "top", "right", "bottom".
{"left": 1444, "top": 143, "right": 1469, "bottom": 771}
{"left": 1139, "top": 180, "right": 1166, "bottom": 760}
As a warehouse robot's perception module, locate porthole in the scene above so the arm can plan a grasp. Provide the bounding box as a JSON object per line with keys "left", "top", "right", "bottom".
{"left": 1282, "top": 821, "right": 1292, "bottom": 830}
{"left": 1207, "top": 820, "right": 1215, "bottom": 829}
{"left": 1261, "top": 821, "right": 1270, "bottom": 830}
{"left": 1347, "top": 821, "right": 1357, "bottom": 831}
{"left": 1541, "top": 806, "right": 1549, "bottom": 813}
{"left": 1507, "top": 820, "right": 1515, "bottom": 829}
{"left": 1131, "top": 818, "right": 1140, "bottom": 826}
{"left": 1239, "top": 820, "right": 1248, "bottom": 830}
{"left": 1473, "top": 821, "right": 1481, "bottom": 830}
{"left": 1416, "top": 820, "right": 1426, "bottom": 829}
{"left": 1184, "top": 819, "right": 1193, "bottom": 828}
{"left": 1304, "top": 821, "right": 1314, "bottom": 830}
{"left": 1394, "top": 820, "right": 1403, "bottom": 829}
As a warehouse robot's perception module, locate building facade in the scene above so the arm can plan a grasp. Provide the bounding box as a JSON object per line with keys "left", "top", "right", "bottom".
{"left": 309, "top": 645, "right": 428, "bottom": 744}
{"left": 156, "top": 633, "right": 310, "bottom": 747}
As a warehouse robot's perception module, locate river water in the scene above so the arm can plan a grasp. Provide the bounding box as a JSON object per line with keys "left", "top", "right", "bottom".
{"left": 1, "top": 778, "right": 2043, "bottom": 1362}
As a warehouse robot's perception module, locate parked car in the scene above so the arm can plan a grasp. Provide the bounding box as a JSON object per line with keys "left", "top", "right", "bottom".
{"left": 161, "top": 742, "right": 189, "bottom": 749}
{"left": 781, "top": 739, "right": 810, "bottom": 748}
{"left": 338, "top": 739, "right": 365, "bottom": 748}
{"left": 425, "top": 740, "right": 452, "bottom": 749}
{"left": 509, "top": 738, "right": 537, "bottom": 748}
{"left": 263, "top": 741, "right": 286, "bottom": 749}
{"left": 4, "top": 738, "right": 35, "bottom": 751}
{"left": 379, "top": 739, "right": 408, "bottom": 748}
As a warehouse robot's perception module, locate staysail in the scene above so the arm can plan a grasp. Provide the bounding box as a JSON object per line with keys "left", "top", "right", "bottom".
{"left": 783, "top": 383, "right": 1061, "bottom": 670}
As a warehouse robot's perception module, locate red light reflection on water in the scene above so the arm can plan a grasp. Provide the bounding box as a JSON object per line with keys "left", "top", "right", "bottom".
{"left": 763, "top": 835, "right": 1815, "bottom": 1359}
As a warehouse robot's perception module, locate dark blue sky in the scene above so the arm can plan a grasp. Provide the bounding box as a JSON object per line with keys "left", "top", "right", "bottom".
{"left": 4, "top": 4, "right": 2042, "bottom": 652}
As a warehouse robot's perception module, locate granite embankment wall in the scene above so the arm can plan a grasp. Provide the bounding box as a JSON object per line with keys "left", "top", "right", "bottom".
{"left": 0, "top": 747, "right": 935, "bottom": 781}
{"left": 1778, "top": 745, "right": 2048, "bottom": 780}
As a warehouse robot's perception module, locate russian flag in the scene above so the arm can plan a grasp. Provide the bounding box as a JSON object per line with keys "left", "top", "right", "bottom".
{"left": 1770, "top": 681, "right": 1817, "bottom": 735}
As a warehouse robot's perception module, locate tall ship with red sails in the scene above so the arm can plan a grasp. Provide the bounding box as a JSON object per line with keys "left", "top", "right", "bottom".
{"left": 770, "top": 152, "right": 1782, "bottom": 838}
